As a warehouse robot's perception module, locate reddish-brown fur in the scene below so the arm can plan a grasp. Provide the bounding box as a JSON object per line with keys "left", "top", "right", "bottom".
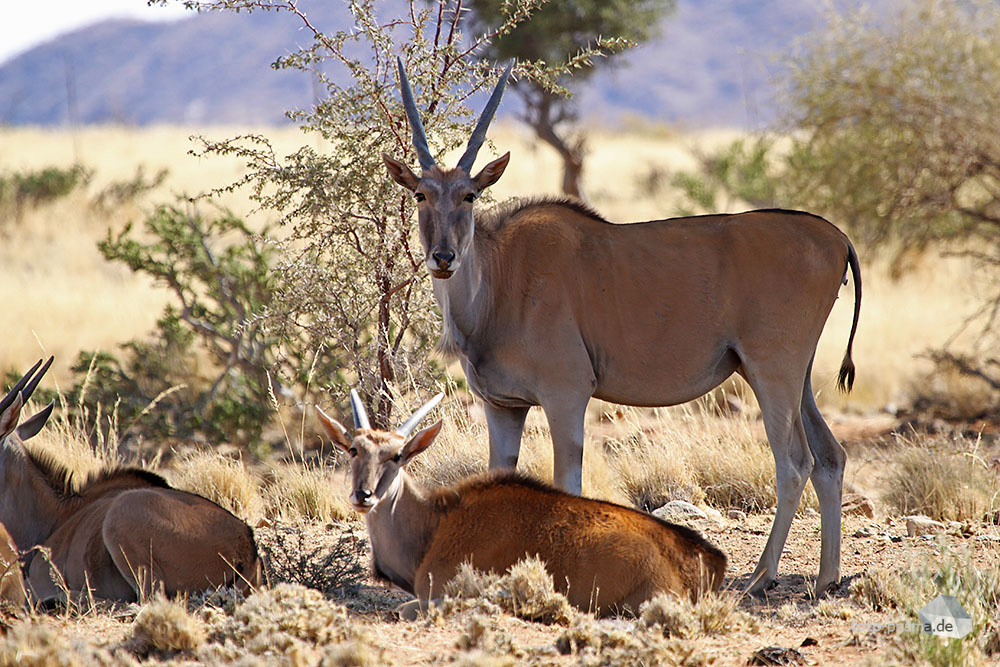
{"left": 418, "top": 471, "right": 726, "bottom": 611}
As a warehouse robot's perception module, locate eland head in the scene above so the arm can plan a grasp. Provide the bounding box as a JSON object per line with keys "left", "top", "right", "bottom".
{"left": 383, "top": 59, "right": 513, "bottom": 279}
{"left": 316, "top": 390, "right": 443, "bottom": 512}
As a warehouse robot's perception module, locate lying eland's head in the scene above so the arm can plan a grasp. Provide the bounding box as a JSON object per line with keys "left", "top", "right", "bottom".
{"left": 316, "top": 390, "right": 443, "bottom": 513}
{"left": 383, "top": 59, "right": 513, "bottom": 279}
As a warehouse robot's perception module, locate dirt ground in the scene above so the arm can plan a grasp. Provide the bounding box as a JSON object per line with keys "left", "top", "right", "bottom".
{"left": 5, "top": 418, "right": 1000, "bottom": 666}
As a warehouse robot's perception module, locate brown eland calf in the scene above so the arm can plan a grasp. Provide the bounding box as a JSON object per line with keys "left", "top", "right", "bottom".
{"left": 382, "top": 60, "right": 861, "bottom": 596}
{"left": 316, "top": 391, "right": 726, "bottom": 616}
{"left": 0, "top": 358, "right": 262, "bottom": 603}
{"left": 0, "top": 520, "right": 25, "bottom": 607}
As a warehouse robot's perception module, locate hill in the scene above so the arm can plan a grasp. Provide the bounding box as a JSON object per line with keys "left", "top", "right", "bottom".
{"left": 0, "top": 0, "right": 841, "bottom": 128}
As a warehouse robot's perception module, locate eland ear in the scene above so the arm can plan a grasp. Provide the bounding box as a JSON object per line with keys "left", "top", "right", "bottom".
{"left": 400, "top": 419, "right": 443, "bottom": 464}
{"left": 383, "top": 154, "right": 420, "bottom": 192}
{"left": 472, "top": 152, "right": 510, "bottom": 192}
{"left": 0, "top": 393, "right": 23, "bottom": 441}
{"left": 16, "top": 401, "right": 54, "bottom": 441}
{"left": 315, "top": 406, "right": 352, "bottom": 452}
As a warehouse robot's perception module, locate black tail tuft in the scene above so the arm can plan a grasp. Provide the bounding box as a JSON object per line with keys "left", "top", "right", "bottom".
{"left": 838, "top": 243, "right": 862, "bottom": 394}
{"left": 837, "top": 357, "right": 856, "bottom": 393}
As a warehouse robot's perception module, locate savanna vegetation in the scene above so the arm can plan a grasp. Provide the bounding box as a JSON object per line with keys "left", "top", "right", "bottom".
{"left": 1, "top": 0, "right": 999, "bottom": 665}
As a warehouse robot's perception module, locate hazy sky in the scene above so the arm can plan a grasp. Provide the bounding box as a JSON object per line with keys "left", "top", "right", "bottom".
{"left": 0, "top": 0, "right": 188, "bottom": 65}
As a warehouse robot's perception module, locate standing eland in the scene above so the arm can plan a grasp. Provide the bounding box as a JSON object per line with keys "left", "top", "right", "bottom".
{"left": 316, "top": 391, "right": 726, "bottom": 616}
{"left": 0, "top": 358, "right": 262, "bottom": 603}
{"left": 381, "top": 60, "right": 862, "bottom": 596}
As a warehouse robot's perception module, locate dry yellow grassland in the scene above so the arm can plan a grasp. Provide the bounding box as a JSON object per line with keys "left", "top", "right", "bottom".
{"left": 0, "top": 124, "right": 982, "bottom": 410}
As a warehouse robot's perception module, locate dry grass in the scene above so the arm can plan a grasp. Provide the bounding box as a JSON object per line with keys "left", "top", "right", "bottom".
{"left": 264, "top": 462, "right": 355, "bottom": 524}
{"left": 132, "top": 597, "right": 206, "bottom": 652}
{"left": 849, "top": 548, "right": 1000, "bottom": 666}
{"left": 882, "top": 436, "right": 999, "bottom": 523}
{"left": 638, "top": 591, "right": 753, "bottom": 639}
{"left": 0, "top": 616, "right": 129, "bottom": 665}
{"left": 438, "top": 558, "right": 574, "bottom": 626}
{"left": 169, "top": 450, "right": 266, "bottom": 522}
{"left": 214, "top": 582, "right": 365, "bottom": 657}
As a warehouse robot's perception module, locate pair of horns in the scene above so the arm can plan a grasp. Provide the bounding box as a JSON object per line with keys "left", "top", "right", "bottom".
{"left": 397, "top": 57, "right": 513, "bottom": 174}
{"left": 0, "top": 356, "right": 53, "bottom": 415}
{"left": 350, "top": 388, "right": 443, "bottom": 437}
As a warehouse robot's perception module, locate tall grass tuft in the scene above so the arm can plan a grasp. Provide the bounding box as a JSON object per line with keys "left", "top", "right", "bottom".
{"left": 883, "top": 435, "right": 999, "bottom": 523}
{"left": 170, "top": 451, "right": 266, "bottom": 522}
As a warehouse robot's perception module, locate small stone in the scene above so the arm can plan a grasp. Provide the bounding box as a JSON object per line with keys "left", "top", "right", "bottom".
{"left": 974, "top": 534, "right": 1000, "bottom": 543}
{"left": 803, "top": 507, "right": 819, "bottom": 518}
{"left": 728, "top": 509, "right": 747, "bottom": 522}
{"left": 653, "top": 500, "right": 707, "bottom": 523}
{"left": 842, "top": 493, "right": 875, "bottom": 518}
{"left": 853, "top": 526, "right": 876, "bottom": 538}
{"left": 905, "top": 515, "right": 946, "bottom": 537}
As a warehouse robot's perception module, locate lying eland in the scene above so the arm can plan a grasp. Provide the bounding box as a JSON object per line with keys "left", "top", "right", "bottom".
{"left": 0, "top": 358, "right": 262, "bottom": 603}
{"left": 316, "top": 391, "right": 726, "bottom": 615}
{"left": 382, "top": 60, "right": 862, "bottom": 595}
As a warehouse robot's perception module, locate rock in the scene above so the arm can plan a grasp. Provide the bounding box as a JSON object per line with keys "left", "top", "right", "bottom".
{"left": 703, "top": 507, "right": 723, "bottom": 522}
{"left": 653, "top": 500, "right": 707, "bottom": 523}
{"left": 853, "top": 526, "right": 876, "bottom": 538}
{"left": 974, "top": 534, "right": 1000, "bottom": 543}
{"left": 803, "top": 507, "right": 819, "bottom": 518}
{"left": 842, "top": 493, "right": 875, "bottom": 518}
{"left": 728, "top": 509, "right": 748, "bottom": 522}
{"left": 905, "top": 515, "right": 946, "bottom": 537}
{"left": 749, "top": 646, "right": 804, "bottom": 666}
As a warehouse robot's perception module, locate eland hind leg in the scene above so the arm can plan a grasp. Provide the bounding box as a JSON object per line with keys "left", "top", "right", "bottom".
{"left": 740, "top": 362, "right": 814, "bottom": 595}
{"left": 801, "top": 362, "right": 846, "bottom": 595}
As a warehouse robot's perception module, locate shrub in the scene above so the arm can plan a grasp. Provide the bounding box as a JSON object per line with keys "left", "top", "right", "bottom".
{"left": 160, "top": 0, "right": 611, "bottom": 426}
{"left": 0, "top": 164, "right": 91, "bottom": 222}
{"left": 256, "top": 523, "right": 368, "bottom": 597}
{"left": 73, "top": 203, "right": 339, "bottom": 451}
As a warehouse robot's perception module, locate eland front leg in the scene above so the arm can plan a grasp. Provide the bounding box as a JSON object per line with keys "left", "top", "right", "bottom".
{"left": 541, "top": 396, "right": 590, "bottom": 495}
{"left": 484, "top": 403, "right": 529, "bottom": 471}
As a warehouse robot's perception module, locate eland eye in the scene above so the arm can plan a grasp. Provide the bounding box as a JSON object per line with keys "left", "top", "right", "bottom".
{"left": 391, "top": 452, "right": 402, "bottom": 463}
{"left": 414, "top": 192, "right": 427, "bottom": 202}
{"left": 348, "top": 447, "right": 358, "bottom": 457}
{"left": 463, "top": 193, "right": 476, "bottom": 203}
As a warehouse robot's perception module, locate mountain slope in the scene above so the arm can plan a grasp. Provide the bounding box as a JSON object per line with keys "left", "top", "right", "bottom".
{"left": 0, "top": 0, "right": 840, "bottom": 128}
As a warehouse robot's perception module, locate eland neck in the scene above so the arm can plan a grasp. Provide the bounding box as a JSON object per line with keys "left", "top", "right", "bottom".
{"left": 364, "top": 470, "right": 439, "bottom": 594}
{"left": 433, "top": 237, "right": 493, "bottom": 359}
{"left": 0, "top": 441, "right": 67, "bottom": 550}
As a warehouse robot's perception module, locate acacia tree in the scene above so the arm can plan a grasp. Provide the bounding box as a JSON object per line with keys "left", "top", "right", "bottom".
{"left": 154, "top": 0, "right": 617, "bottom": 425}
{"left": 781, "top": 0, "right": 1000, "bottom": 387}
{"left": 466, "top": 0, "right": 675, "bottom": 198}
